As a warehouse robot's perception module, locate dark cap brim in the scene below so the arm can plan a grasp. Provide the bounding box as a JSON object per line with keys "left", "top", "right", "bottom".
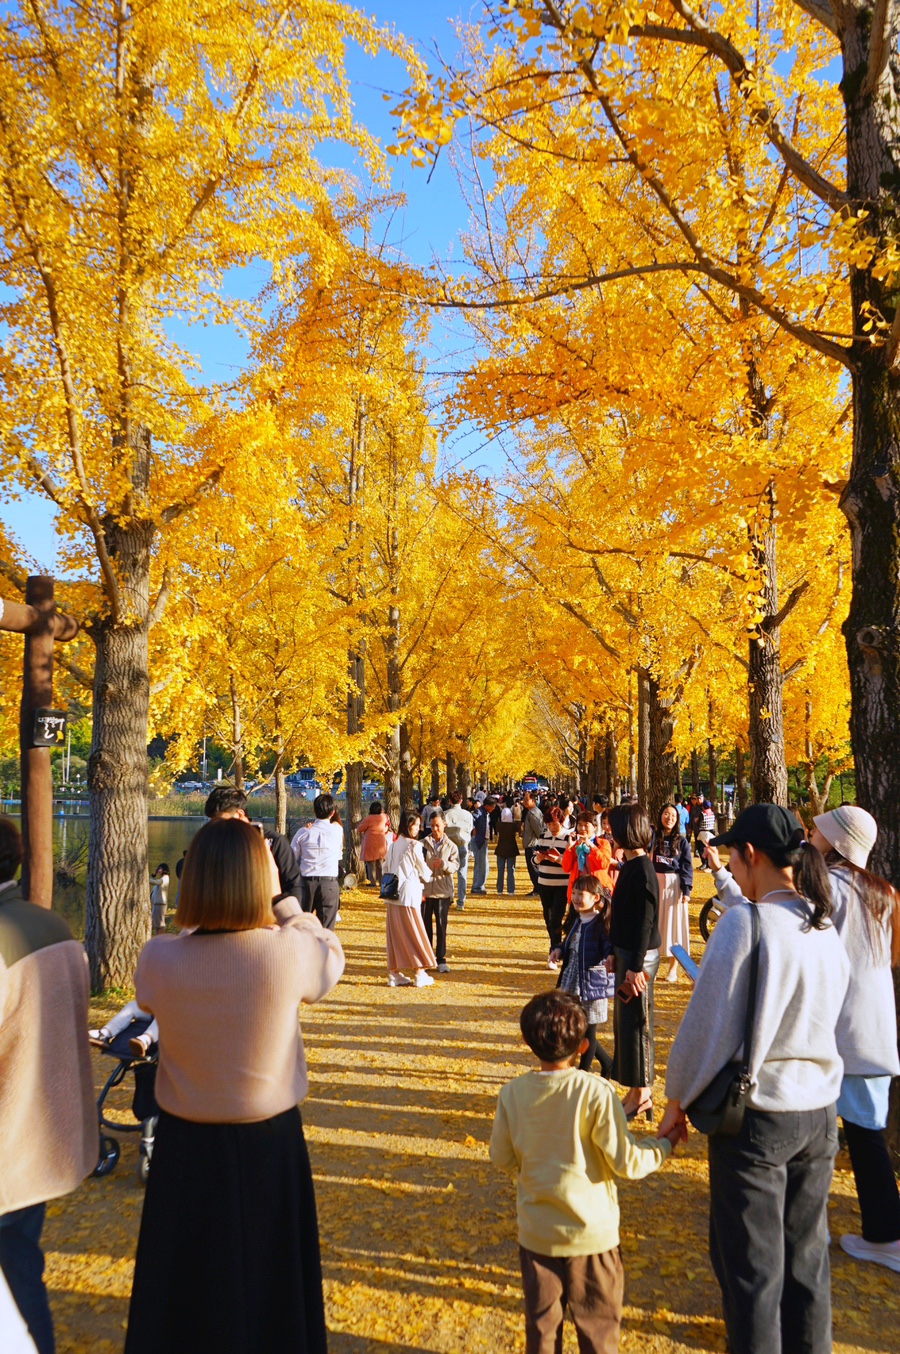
{"left": 709, "top": 830, "right": 735, "bottom": 848}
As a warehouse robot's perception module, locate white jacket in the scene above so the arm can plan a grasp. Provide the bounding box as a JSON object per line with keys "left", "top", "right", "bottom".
{"left": 385, "top": 837, "right": 432, "bottom": 907}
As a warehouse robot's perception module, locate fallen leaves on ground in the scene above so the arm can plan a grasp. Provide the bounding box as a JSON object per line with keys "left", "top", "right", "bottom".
{"left": 46, "top": 869, "right": 900, "bottom": 1352}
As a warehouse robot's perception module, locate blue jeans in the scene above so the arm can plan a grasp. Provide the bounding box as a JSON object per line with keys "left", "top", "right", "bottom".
{"left": 456, "top": 843, "right": 469, "bottom": 906}
{"left": 0, "top": 1203, "right": 54, "bottom": 1354}
{"left": 471, "top": 842, "right": 488, "bottom": 893}
{"left": 496, "top": 856, "right": 516, "bottom": 894}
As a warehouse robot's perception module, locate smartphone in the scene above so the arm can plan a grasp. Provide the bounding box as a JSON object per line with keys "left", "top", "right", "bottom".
{"left": 670, "top": 945, "right": 700, "bottom": 981}
{"left": 251, "top": 820, "right": 266, "bottom": 835}
{"left": 617, "top": 982, "right": 635, "bottom": 1004}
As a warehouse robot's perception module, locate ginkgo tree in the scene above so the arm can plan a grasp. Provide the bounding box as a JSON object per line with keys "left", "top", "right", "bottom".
{"left": 395, "top": 0, "right": 900, "bottom": 877}
{"left": 0, "top": 0, "right": 414, "bottom": 986}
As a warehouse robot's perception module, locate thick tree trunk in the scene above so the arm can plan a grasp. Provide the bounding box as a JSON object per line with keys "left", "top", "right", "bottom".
{"left": 647, "top": 675, "right": 676, "bottom": 821}
{"left": 605, "top": 727, "right": 618, "bottom": 803}
{"left": 229, "top": 672, "right": 245, "bottom": 789}
{"left": 636, "top": 668, "right": 650, "bottom": 805}
{"left": 446, "top": 750, "right": 457, "bottom": 797}
{"left": 675, "top": 758, "right": 683, "bottom": 799}
{"left": 747, "top": 510, "right": 788, "bottom": 805}
{"left": 344, "top": 641, "right": 365, "bottom": 872}
{"left": 691, "top": 747, "right": 701, "bottom": 796}
{"left": 735, "top": 741, "right": 749, "bottom": 813}
{"left": 85, "top": 434, "right": 154, "bottom": 990}
{"left": 274, "top": 759, "right": 287, "bottom": 836}
{"left": 429, "top": 757, "right": 440, "bottom": 800}
{"left": 708, "top": 741, "right": 719, "bottom": 811}
{"left": 400, "top": 721, "right": 414, "bottom": 809}
{"left": 458, "top": 760, "right": 471, "bottom": 801}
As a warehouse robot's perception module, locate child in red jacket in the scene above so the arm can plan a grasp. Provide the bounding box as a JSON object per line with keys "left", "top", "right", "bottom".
{"left": 561, "top": 814, "right": 614, "bottom": 899}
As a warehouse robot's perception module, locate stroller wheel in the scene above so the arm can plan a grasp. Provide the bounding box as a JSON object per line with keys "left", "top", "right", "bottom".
{"left": 93, "top": 1135, "right": 120, "bottom": 1177}
{"left": 138, "top": 1153, "right": 151, "bottom": 1185}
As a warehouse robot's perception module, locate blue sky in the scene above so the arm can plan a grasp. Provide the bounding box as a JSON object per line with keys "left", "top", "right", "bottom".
{"left": 1, "top": 1, "right": 490, "bottom": 572}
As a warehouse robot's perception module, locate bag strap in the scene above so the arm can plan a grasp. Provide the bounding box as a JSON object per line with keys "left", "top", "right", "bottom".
{"left": 739, "top": 903, "right": 761, "bottom": 1079}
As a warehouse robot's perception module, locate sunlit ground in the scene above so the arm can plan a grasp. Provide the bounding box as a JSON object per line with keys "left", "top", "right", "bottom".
{"left": 45, "top": 865, "right": 900, "bottom": 1352}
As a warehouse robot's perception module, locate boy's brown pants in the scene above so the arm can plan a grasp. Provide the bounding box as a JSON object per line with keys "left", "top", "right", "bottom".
{"left": 519, "top": 1245, "right": 624, "bottom": 1354}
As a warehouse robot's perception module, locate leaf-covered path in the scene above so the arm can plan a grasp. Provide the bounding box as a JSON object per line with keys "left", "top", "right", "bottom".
{"left": 48, "top": 871, "right": 900, "bottom": 1353}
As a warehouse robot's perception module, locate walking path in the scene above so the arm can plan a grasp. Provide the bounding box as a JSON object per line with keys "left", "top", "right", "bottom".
{"left": 45, "top": 870, "right": 900, "bottom": 1353}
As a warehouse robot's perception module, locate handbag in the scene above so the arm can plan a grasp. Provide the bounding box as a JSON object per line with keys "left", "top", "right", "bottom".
{"left": 380, "top": 872, "right": 399, "bottom": 901}
{"left": 685, "top": 903, "right": 760, "bottom": 1137}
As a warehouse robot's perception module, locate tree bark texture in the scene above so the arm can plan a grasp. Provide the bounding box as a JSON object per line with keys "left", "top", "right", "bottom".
{"left": 605, "top": 727, "right": 618, "bottom": 804}
{"left": 839, "top": 6, "right": 900, "bottom": 1159}
{"left": 86, "top": 580, "right": 153, "bottom": 988}
{"left": 647, "top": 676, "right": 676, "bottom": 822}
{"left": 735, "top": 742, "right": 749, "bottom": 813}
{"left": 708, "top": 740, "right": 719, "bottom": 811}
{"left": 345, "top": 642, "right": 365, "bottom": 873}
{"left": 229, "top": 671, "right": 245, "bottom": 789}
{"left": 747, "top": 503, "right": 788, "bottom": 806}
{"left": 400, "top": 721, "right": 414, "bottom": 809}
{"left": 637, "top": 668, "right": 650, "bottom": 806}
{"left": 691, "top": 748, "right": 700, "bottom": 797}
{"left": 19, "top": 577, "right": 55, "bottom": 908}
{"left": 429, "top": 757, "right": 440, "bottom": 800}
{"left": 446, "top": 750, "right": 457, "bottom": 798}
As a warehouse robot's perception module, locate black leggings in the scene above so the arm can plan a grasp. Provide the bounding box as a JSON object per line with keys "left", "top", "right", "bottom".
{"left": 579, "top": 1023, "right": 614, "bottom": 1077}
{"left": 843, "top": 1118, "right": 900, "bottom": 1243}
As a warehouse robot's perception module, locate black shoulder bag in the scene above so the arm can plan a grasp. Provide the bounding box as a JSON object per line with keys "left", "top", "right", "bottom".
{"left": 685, "top": 903, "right": 760, "bottom": 1137}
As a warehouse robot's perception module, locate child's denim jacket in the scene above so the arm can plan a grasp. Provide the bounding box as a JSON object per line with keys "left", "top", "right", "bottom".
{"left": 560, "top": 912, "right": 616, "bottom": 1003}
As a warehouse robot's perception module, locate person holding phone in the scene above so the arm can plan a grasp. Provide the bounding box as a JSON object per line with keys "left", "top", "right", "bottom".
{"left": 533, "top": 808, "right": 574, "bottom": 969}
{"left": 607, "top": 803, "right": 660, "bottom": 1122}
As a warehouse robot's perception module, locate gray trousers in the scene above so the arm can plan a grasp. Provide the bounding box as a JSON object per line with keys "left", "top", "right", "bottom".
{"left": 300, "top": 876, "right": 340, "bottom": 930}
{"left": 708, "top": 1105, "right": 837, "bottom": 1354}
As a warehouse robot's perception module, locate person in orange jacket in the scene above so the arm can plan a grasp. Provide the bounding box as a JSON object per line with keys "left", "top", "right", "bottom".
{"left": 561, "top": 814, "right": 614, "bottom": 899}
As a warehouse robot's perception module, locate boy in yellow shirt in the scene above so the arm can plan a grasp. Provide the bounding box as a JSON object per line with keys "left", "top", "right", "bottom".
{"left": 490, "top": 990, "right": 681, "bottom": 1352}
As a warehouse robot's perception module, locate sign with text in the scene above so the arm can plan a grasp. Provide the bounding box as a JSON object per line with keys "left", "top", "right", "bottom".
{"left": 32, "top": 708, "right": 67, "bottom": 747}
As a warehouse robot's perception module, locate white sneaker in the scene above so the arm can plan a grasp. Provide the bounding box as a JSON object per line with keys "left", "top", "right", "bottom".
{"left": 666, "top": 966, "right": 679, "bottom": 983}
{"left": 388, "top": 972, "right": 413, "bottom": 987}
{"left": 840, "top": 1234, "right": 900, "bottom": 1272}
{"left": 437, "top": 962, "right": 450, "bottom": 973}
{"left": 414, "top": 971, "right": 435, "bottom": 987}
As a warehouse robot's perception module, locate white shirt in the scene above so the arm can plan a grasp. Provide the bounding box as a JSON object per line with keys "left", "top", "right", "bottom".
{"left": 444, "top": 805, "right": 474, "bottom": 846}
{"left": 291, "top": 820, "right": 344, "bottom": 877}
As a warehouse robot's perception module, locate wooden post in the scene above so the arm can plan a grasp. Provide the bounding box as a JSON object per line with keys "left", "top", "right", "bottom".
{"left": 0, "top": 577, "right": 78, "bottom": 908}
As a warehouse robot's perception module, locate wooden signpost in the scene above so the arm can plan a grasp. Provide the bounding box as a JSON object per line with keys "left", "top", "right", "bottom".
{"left": 0, "top": 576, "right": 79, "bottom": 907}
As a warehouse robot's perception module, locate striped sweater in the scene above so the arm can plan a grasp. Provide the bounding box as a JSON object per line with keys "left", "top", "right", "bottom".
{"left": 533, "top": 828, "right": 574, "bottom": 888}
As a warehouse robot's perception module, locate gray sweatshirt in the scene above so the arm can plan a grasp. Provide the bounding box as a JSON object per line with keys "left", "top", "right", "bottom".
{"left": 666, "top": 891, "right": 850, "bottom": 1112}
{"left": 712, "top": 864, "right": 899, "bottom": 1078}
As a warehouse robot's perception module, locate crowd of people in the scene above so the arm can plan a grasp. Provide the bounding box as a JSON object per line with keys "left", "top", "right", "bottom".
{"left": 0, "top": 778, "right": 898, "bottom": 1354}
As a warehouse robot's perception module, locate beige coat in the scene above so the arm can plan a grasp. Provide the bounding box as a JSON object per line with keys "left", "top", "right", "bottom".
{"left": 422, "top": 836, "right": 460, "bottom": 899}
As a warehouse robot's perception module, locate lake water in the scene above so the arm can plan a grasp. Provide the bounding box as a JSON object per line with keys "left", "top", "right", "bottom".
{"left": 7, "top": 808, "right": 317, "bottom": 939}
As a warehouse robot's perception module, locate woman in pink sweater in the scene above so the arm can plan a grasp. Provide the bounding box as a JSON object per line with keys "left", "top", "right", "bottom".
{"left": 124, "top": 817, "right": 344, "bottom": 1354}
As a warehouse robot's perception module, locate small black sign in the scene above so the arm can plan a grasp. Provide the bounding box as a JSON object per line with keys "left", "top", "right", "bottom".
{"left": 33, "top": 708, "right": 67, "bottom": 747}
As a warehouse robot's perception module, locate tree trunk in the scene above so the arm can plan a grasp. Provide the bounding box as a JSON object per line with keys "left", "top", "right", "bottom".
{"left": 675, "top": 757, "right": 683, "bottom": 799}
{"left": 458, "top": 759, "right": 471, "bottom": 801}
{"left": 385, "top": 599, "right": 402, "bottom": 828}
{"left": 446, "top": 750, "right": 457, "bottom": 797}
{"left": 735, "top": 741, "right": 749, "bottom": 813}
{"left": 605, "top": 726, "right": 618, "bottom": 804}
{"left": 691, "top": 747, "right": 701, "bottom": 797}
{"left": 229, "top": 671, "right": 245, "bottom": 789}
{"left": 708, "top": 740, "right": 719, "bottom": 812}
{"left": 429, "top": 757, "right": 440, "bottom": 800}
{"left": 85, "top": 432, "right": 155, "bottom": 990}
{"left": 637, "top": 668, "right": 650, "bottom": 805}
{"left": 274, "top": 758, "right": 287, "bottom": 836}
{"left": 647, "top": 675, "right": 676, "bottom": 821}
{"left": 400, "top": 721, "right": 414, "bottom": 809}
{"left": 747, "top": 494, "right": 789, "bottom": 805}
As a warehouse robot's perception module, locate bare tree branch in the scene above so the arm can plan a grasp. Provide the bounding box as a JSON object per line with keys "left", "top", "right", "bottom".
{"left": 764, "top": 579, "right": 811, "bottom": 632}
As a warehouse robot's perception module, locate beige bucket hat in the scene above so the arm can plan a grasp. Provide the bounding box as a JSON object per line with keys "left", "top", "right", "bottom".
{"left": 813, "top": 805, "right": 877, "bottom": 869}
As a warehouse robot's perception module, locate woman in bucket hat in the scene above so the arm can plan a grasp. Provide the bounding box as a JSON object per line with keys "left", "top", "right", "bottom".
{"left": 808, "top": 806, "right": 900, "bottom": 1274}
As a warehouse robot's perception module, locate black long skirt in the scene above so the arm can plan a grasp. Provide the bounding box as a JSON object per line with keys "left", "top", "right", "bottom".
{"left": 611, "top": 947, "right": 660, "bottom": 1088}
{"left": 124, "top": 1107, "right": 327, "bottom": 1354}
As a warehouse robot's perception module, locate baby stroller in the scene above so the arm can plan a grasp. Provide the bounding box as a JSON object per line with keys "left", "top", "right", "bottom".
{"left": 91, "top": 1017, "right": 159, "bottom": 1185}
